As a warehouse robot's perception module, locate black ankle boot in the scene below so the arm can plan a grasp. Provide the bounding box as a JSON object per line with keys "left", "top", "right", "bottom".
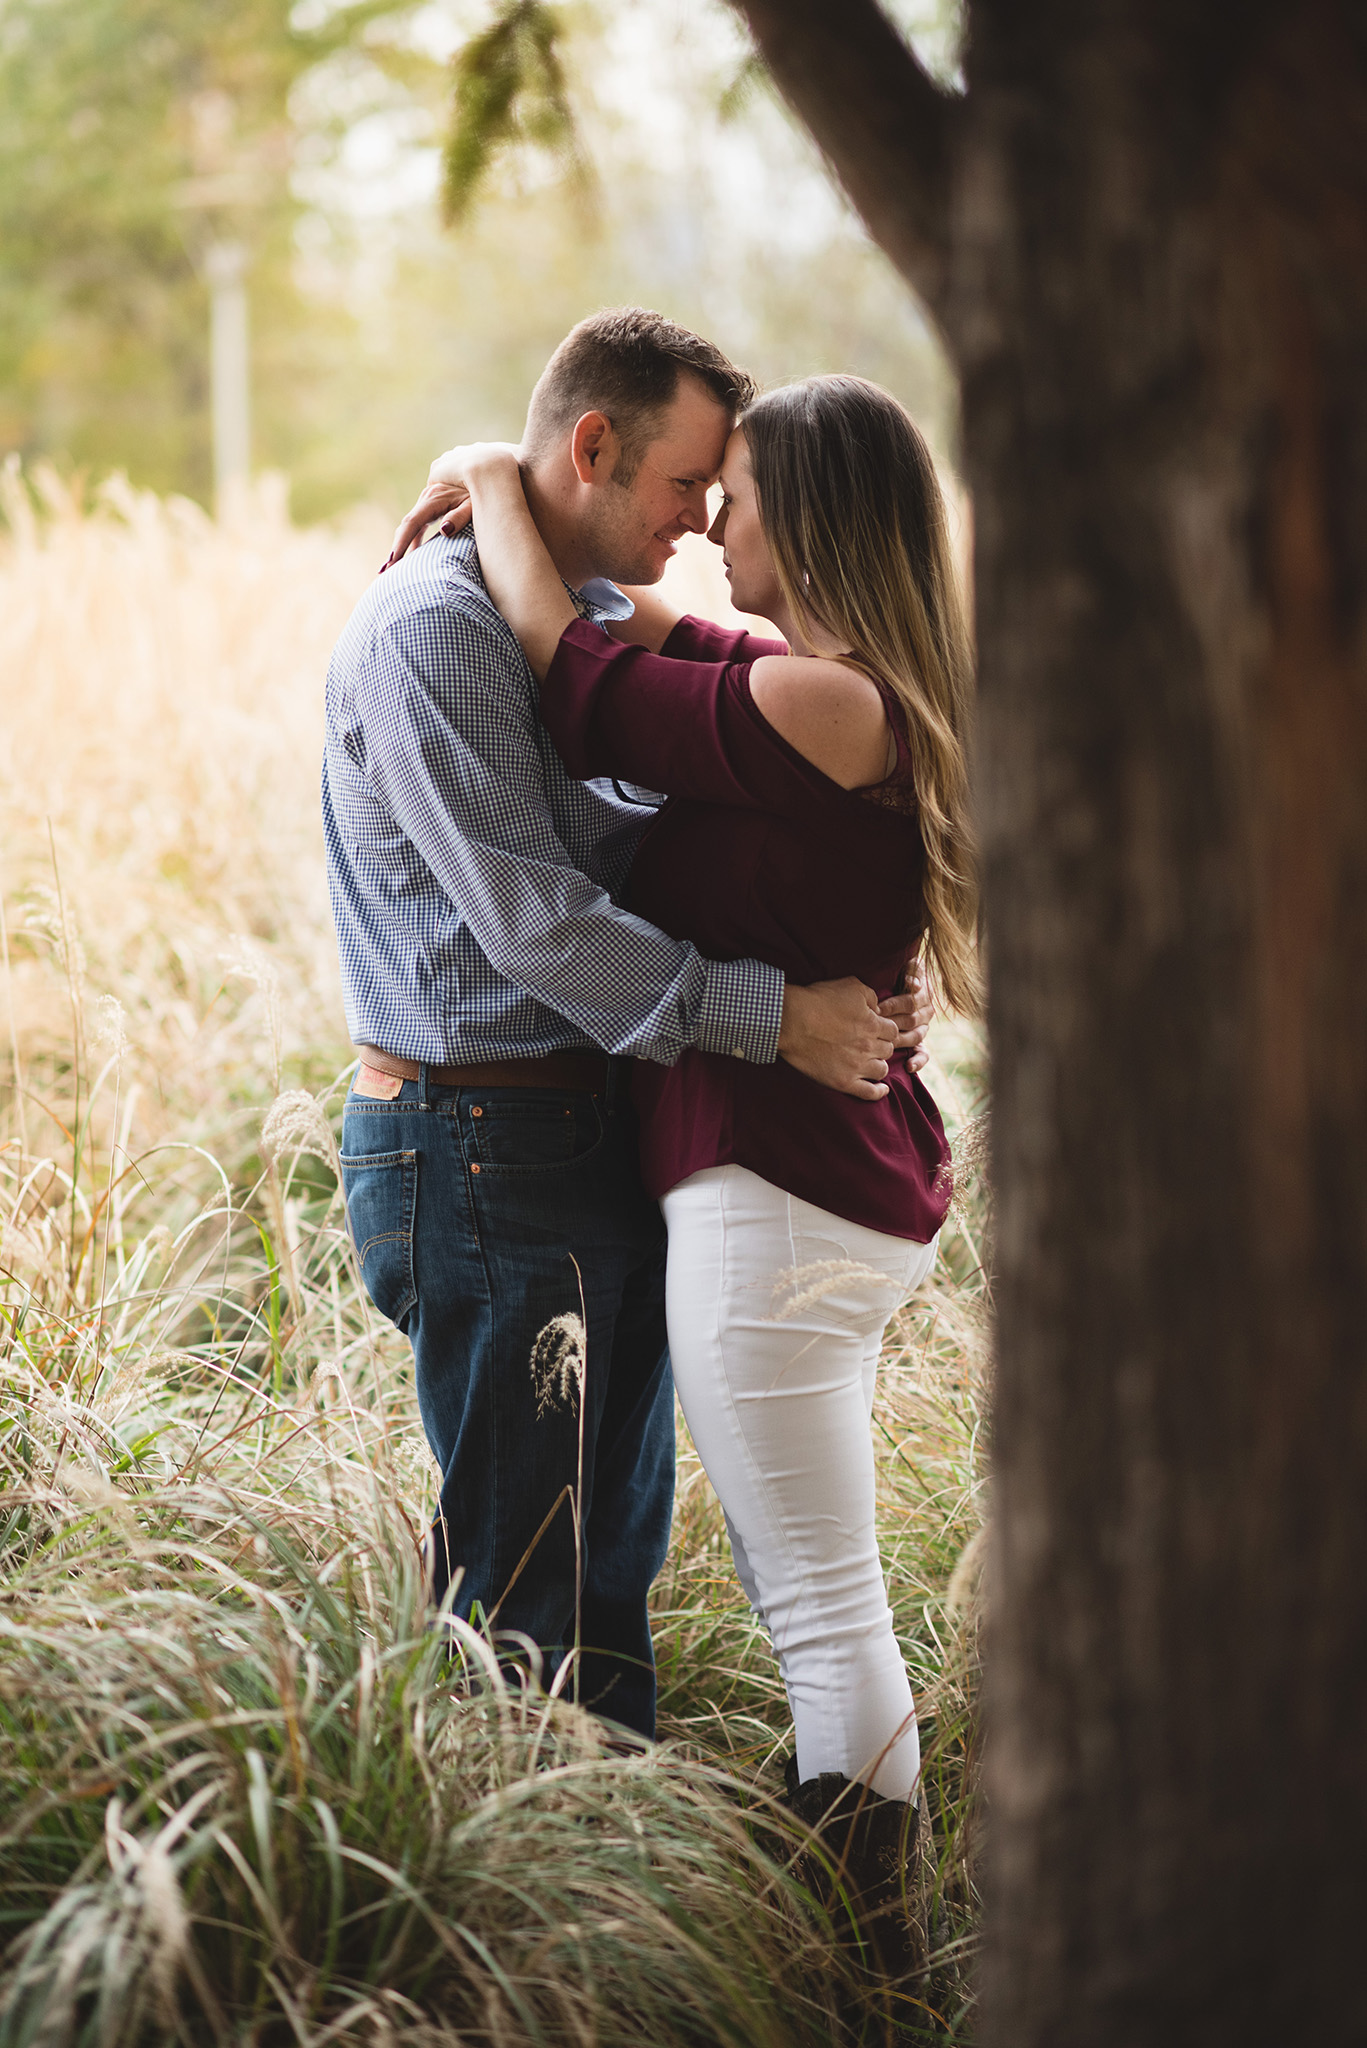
{"left": 783, "top": 1759, "right": 930, "bottom": 2040}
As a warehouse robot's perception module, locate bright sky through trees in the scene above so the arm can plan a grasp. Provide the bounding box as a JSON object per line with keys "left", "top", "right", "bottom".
{"left": 0, "top": 0, "right": 961, "bottom": 517}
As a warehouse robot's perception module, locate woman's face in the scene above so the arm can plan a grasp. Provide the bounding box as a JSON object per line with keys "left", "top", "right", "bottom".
{"left": 707, "top": 429, "right": 782, "bottom": 621}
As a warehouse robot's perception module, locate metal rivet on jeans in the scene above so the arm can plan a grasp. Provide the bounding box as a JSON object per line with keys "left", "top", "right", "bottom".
{"left": 471, "top": 1105, "right": 483, "bottom": 1117}
{"left": 470, "top": 1162, "right": 481, "bottom": 1173}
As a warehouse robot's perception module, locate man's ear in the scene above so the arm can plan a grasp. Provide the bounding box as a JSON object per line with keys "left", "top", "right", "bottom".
{"left": 570, "top": 410, "right": 617, "bottom": 485}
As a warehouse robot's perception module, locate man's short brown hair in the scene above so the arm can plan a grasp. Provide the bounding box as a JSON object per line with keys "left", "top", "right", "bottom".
{"left": 524, "top": 308, "right": 756, "bottom": 481}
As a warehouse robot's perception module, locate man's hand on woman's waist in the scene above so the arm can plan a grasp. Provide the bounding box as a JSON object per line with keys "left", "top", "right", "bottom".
{"left": 777, "top": 972, "right": 931, "bottom": 1101}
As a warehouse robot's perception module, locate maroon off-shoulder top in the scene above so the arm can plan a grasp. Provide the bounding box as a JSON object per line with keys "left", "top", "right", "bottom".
{"left": 540, "top": 614, "right": 951, "bottom": 1243}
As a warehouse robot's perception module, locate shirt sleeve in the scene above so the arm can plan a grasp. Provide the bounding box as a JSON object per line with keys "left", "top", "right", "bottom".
{"left": 541, "top": 616, "right": 815, "bottom": 810}
{"left": 351, "top": 599, "right": 784, "bottom": 1067}
{"left": 660, "top": 614, "right": 789, "bottom": 664}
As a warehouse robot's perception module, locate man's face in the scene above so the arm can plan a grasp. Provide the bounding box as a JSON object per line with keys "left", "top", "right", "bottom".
{"left": 578, "top": 374, "right": 734, "bottom": 585}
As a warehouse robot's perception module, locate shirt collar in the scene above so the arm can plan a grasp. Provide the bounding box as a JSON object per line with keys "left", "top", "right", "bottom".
{"left": 571, "top": 576, "right": 635, "bottom": 624}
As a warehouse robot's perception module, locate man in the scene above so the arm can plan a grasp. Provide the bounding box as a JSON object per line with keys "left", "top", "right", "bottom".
{"left": 324, "top": 308, "right": 925, "bottom": 1740}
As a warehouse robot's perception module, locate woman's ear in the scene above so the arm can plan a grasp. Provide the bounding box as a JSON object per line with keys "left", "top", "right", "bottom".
{"left": 570, "top": 410, "right": 616, "bottom": 484}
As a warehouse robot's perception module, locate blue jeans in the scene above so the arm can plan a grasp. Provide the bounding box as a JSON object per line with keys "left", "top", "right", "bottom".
{"left": 339, "top": 1063, "right": 674, "bottom": 1739}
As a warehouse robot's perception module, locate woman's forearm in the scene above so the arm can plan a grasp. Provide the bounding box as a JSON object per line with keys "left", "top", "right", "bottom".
{"left": 464, "top": 456, "right": 576, "bottom": 678}
{"left": 604, "top": 583, "right": 684, "bottom": 653}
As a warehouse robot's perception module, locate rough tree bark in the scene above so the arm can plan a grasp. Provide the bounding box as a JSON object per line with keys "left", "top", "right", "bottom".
{"left": 736, "top": 1, "right": 1367, "bottom": 2039}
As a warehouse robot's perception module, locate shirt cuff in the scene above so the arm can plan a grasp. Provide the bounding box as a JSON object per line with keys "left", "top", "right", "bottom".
{"left": 694, "top": 957, "right": 785, "bottom": 1066}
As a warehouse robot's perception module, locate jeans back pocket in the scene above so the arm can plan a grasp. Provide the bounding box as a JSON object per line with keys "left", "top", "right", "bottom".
{"left": 340, "top": 1148, "right": 418, "bottom": 1328}
{"left": 468, "top": 1093, "right": 604, "bottom": 1170}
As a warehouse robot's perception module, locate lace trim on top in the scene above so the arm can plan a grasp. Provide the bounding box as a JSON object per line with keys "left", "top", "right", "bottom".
{"left": 855, "top": 680, "right": 919, "bottom": 814}
{"left": 856, "top": 775, "right": 920, "bottom": 816}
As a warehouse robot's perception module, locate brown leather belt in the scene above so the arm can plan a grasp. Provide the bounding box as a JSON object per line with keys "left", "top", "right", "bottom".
{"left": 357, "top": 1044, "right": 610, "bottom": 1095}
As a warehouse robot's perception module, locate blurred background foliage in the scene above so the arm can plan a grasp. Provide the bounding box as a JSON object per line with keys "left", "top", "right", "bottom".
{"left": 0, "top": 0, "right": 960, "bottom": 522}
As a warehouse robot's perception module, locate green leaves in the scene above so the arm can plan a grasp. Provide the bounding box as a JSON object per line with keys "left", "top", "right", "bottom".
{"left": 0, "top": 0, "right": 437, "bottom": 500}
{"left": 442, "top": 0, "right": 590, "bottom": 226}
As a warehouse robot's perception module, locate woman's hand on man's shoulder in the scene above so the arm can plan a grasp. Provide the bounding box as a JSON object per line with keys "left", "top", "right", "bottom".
{"left": 382, "top": 444, "right": 524, "bottom": 572}
{"left": 748, "top": 656, "right": 893, "bottom": 791}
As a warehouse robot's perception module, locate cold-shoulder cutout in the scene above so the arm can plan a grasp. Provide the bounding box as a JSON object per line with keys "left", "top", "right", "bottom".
{"left": 748, "top": 654, "right": 896, "bottom": 791}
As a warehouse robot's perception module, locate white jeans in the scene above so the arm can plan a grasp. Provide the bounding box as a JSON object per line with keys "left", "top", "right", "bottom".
{"left": 661, "top": 1164, "right": 939, "bottom": 1801}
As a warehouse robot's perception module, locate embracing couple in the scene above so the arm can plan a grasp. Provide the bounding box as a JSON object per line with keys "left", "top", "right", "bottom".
{"left": 324, "top": 307, "right": 977, "bottom": 1986}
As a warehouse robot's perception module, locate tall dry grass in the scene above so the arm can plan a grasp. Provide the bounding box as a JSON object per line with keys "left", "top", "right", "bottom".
{"left": 0, "top": 469, "right": 989, "bottom": 2044}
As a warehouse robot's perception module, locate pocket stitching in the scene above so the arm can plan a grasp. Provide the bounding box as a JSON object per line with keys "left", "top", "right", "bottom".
{"left": 471, "top": 1101, "right": 607, "bottom": 1176}
{"left": 340, "top": 1150, "right": 418, "bottom": 1322}
{"left": 357, "top": 1228, "right": 408, "bottom": 1260}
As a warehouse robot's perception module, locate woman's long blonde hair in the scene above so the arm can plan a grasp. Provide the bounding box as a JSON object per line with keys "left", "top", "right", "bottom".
{"left": 742, "top": 375, "right": 982, "bottom": 1017}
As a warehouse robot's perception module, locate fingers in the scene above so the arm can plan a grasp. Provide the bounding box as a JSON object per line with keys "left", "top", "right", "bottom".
{"left": 878, "top": 975, "right": 932, "bottom": 1061}
{"left": 381, "top": 509, "right": 430, "bottom": 572}
{"left": 776, "top": 976, "right": 916, "bottom": 1099}
{"left": 878, "top": 986, "right": 932, "bottom": 1028}
{"left": 383, "top": 504, "right": 442, "bottom": 570}
{"left": 380, "top": 483, "right": 473, "bottom": 573}
{"left": 845, "top": 977, "right": 897, "bottom": 1057}
{"left": 879, "top": 995, "right": 929, "bottom": 1026}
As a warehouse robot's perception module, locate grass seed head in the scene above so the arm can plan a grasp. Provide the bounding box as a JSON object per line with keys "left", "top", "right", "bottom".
{"left": 768, "top": 1257, "right": 905, "bottom": 1321}
{"left": 529, "top": 1310, "right": 587, "bottom": 1418}
{"left": 262, "top": 1087, "right": 341, "bottom": 1173}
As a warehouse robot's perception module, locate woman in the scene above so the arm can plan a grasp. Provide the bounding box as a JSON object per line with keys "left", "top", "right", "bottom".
{"left": 399, "top": 375, "right": 978, "bottom": 1973}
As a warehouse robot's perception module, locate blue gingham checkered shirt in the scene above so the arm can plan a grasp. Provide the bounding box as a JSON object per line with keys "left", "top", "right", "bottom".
{"left": 322, "top": 532, "right": 785, "bottom": 1066}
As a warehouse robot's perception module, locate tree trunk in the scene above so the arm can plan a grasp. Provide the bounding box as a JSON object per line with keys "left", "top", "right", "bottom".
{"left": 962, "top": 6, "right": 1367, "bottom": 2038}
{"left": 739, "top": 0, "right": 1367, "bottom": 2036}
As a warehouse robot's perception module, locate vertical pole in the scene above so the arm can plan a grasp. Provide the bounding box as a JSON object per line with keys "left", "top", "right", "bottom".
{"left": 205, "top": 241, "right": 250, "bottom": 515}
